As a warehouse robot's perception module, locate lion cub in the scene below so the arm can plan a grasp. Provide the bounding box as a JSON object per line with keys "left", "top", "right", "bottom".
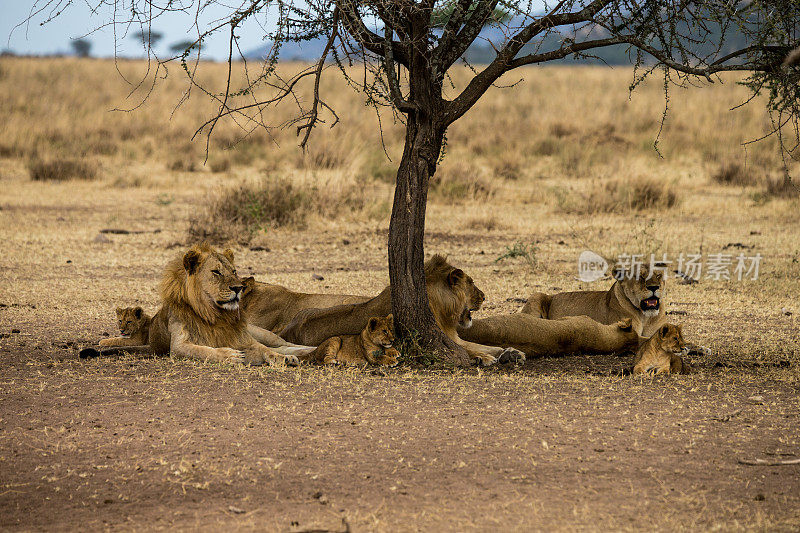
{"left": 99, "top": 307, "right": 151, "bottom": 347}
{"left": 633, "top": 323, "right": 689, "bottom": 375}
{"left": 302, "top": 314, "right": 399, "bottom": 366}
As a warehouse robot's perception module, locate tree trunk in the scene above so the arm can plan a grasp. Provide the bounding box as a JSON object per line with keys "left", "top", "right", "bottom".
{"left": 388, "top": 112, "right": 471, "bottom": 366}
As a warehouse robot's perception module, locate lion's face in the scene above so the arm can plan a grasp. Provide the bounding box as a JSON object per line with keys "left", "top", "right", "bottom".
{"left": 615, "top": 266, "right": 665, "bottom": 317}
{"left": 425, "top": 255, "right": 485, "bottom": 330}
{"left": 115, "top": 306, "right": 146, "bottom": 337}
{"left": 367, "top": 314, "right": 395, "bottom": 348}
{"left": 457, "top": 271, "right": 485, "bottom": 328}
{"left": 657, "top": 323, "right": 685, "bottom": 353}
{"left": 183, "top": 246, "right": 244, "bottom": 311}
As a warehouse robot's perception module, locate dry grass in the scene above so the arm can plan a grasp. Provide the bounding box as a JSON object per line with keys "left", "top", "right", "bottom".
{"left": 188, "top": 172, "right": 382, "bottom": 244}
{"left": 431, "top": 160, "right": 496, "bottom": 201}
{"left": 27, "top": 157, "right": 97, "bottom": 181}
{"left": 712, "top": 162, "right": 759, "bottom": 186}
{"left": 188, "top": 177, "right": 311, "bottom": 244}
{"left": 556, "top": 176, "right": 679, "bottom": 214}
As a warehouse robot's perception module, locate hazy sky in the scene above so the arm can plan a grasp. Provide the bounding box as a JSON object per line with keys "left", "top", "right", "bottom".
{"left": 2, "top": 1, "right": 276, "bottom": 60}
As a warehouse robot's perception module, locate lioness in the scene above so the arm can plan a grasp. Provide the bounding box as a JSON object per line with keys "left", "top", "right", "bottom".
{"left": 459, "top": 314, "right": 640, "bottom": 358}
{"left": 281, "top": 255, "right": 525, "bottom": 366}
{"left": 99, "top": 307, "right": 151, "bottom": 347}
{"left": 302, "top": 314, "right": 399, "bottom": 366}
{"left": 240, "top": 276, "right": 369, "bottom": 332}
{"left": 523, "top": 265, "right": 666, "bottom": 337}
{"left": 82, "top": 243, "right": 311, "bottom": 365}
{"left": 633, "top": 323, "right": 689, "bottom": 375}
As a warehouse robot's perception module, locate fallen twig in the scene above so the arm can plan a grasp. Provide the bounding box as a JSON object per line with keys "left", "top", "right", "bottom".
{"left": 738, "top": 458, "right": 800, "bottom": 466}
{"left": 100, "top": 228, "right": 161, "bottom": 234}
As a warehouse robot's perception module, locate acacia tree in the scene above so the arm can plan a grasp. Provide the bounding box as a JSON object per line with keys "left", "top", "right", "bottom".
{"left": 29, "top": 0, "right": 800, "bottom": 365}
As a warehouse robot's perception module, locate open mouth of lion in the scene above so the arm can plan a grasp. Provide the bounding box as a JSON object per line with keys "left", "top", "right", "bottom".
{"left": 640, "top": 297, "right": 660, "bottom": 311}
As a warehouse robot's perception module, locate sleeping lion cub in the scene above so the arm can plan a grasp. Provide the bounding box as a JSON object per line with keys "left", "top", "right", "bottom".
{"left": 99, "top": 307, "right": 151, "bottom": 347}
{"left": 301, "top": 314, "right": 399, "bottom": 367}
{"left": 633, "top": 323, "right": 690, "bottom": 375}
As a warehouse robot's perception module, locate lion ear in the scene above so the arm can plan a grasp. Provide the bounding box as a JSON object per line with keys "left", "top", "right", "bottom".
{"left": 115, "top": 307, "right": 123, "bottom": 316}
{"left": 611, "top": 264, "right": 625, "bottom": 281}
{"left": 242, "top": 276, "right": 255, "bottom": 288}
{"left": 133, "top": 307, "right": 143, "bottom": 319}
{"left": 368, "top": 317, "right": 379, "bottom": 331}
{"left": 447, "top": 268, "right": 465, "bottom": 287}
{"left": 660, "top": 324, "right": 671, "bottom": 337}
{"left": 222, "top": 248, "right": 235, "bottom": 264}
{"left": 183, "top": 248, "right": 202, "bottom": 274}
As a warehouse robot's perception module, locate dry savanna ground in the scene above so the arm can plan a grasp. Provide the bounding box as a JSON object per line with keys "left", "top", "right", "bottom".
{"left": 1, "top": 57, "right": 799, "bottom": 531}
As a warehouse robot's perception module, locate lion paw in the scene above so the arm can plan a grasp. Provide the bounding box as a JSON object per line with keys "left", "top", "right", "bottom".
{"left": 473, "top": 354, "right": 498, "bottom": 367}
{"left": 217, "top": 347, "right": 246, "bottom": 364}
{"left": 498, "top": 347, "right": 525, "bottom": 364}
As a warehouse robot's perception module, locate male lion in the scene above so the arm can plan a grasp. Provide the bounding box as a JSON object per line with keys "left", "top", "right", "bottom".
{"left": 99, "top": 307, "right": 152, "bottom": 347}
{"left": 633, "top": 323, "right": 690, "bottom": 375}
{"left": 280, "top": 255, "right": 525, "bottom": 366}
{"left": 302, "top": 314, "right": 399, "bottom": 366}
{"left": 240, "top": 276, "right": 369, "bottom": 332}
{"left": 459, "top": 314, "right": 640, "bottom": 358}
{"left": 82, "top": 243, "right": 311, "bottom": 365}
{"left": 522, "top": 265, "right": 666, "bottom": 337}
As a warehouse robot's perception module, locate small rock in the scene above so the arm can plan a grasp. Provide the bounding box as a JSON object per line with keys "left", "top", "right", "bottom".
{"left": 228, "top": 505, "right": 246, "bottom": 514}
{"left": 249, "top": 246, "right": 270, "bottom": 252}
{"left": 93, "top": 234, "right": 111, "bottom": 244}
{"left": 342, "top": 239, "right": 350, "bottom": 245}
{"left": 747, "top": 395, "right": 764, "bottom": 405}
{"left": 66, "top": 260, "right": 72, "bottom": 264}
{"left": 11, "top": 328, "right": 20, "bottom": 333}
{"left": 781, "top": 308, "right": 793, "bottom": 316}
{"left": 311, "top": 274, "right": 324, "bottom": 281}
{"left": 754, "top": 493, "right": 765, "bottom": 501}
{"left": 557, "top": 240, "right": 566, "bottom": 245}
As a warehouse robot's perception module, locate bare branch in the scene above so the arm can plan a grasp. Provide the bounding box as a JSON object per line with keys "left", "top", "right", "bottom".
{"left": 383, "top": 26, "right": 417, "bottom": 113}
{"left": 297, "top": 7, "right": 341, "bottom": 149}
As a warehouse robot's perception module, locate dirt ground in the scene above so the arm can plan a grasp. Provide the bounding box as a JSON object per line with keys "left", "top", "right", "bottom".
{"left": 1, "top": 59, "right": 800, "bottom": 531}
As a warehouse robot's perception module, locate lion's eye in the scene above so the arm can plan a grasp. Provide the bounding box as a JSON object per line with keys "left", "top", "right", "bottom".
{"left": 211, "top": 269, "right": 222, "bottom": 277}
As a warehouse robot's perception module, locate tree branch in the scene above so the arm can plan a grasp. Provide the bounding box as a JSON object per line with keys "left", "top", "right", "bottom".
{"left": 383, "top": 26, "right": 417, "bottom": 112}
{"left": 434, "top": 0, "right": 499, "bottom": 72}
{"left": 336, "top": 0, "right": 410, "bottom": 66}
{"left": 297, "top": 7, "right": 341, "bottom": 149}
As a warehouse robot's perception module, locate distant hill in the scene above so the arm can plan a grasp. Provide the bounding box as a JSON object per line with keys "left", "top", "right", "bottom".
{"left": 244, "top": 15, "right": 751, "bottom": 66}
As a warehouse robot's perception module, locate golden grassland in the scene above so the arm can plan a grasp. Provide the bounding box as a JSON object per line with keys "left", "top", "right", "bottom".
{"left": 1, "top": 56, "right": 800, "bottom": 531}
{"left": 0, "top": 57, "right": 798, "bottom": 362}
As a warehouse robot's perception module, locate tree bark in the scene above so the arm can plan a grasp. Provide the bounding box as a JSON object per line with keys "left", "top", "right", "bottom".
{"left": 388, "top": 112, "right": 471, "bottom": 366}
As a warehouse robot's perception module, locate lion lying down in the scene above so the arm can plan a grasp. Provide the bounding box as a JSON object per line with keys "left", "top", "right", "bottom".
{"left": 459, "top": 314, "right": 641, "bottom": 358}
{"left": 281, "top": 255, "right": 525, "bottom": 366}
{"left": 633, "top": 323, "right": 690, "bottom": 375}
{"left": 82, "top": 243, "right": 313, "bottom": 365}
{"left": 523, "top": 265, "right": 666, "bottom": 337}
{"left": 302, "top": 314, "right": 399, "bottom": 367}
{"left": 99, "top": 307, "right": 151, "bottom": 347}
{"left": 240, "top": 277, "right": 369, "bottom": 333}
